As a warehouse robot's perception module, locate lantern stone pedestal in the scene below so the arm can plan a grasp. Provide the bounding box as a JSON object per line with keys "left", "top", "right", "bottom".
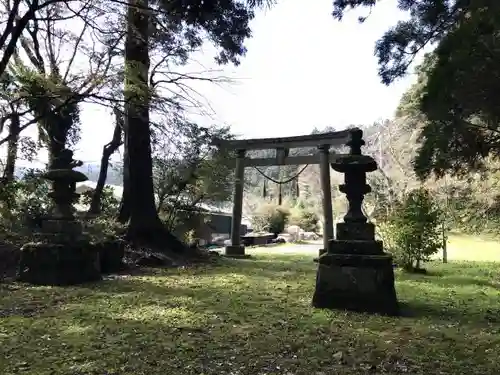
{"left": 224, "top": 245, "right": 251, "bottom": 258}
{"left": 17, "top": 149, "right": 102, "bottom": 286}
{"left": 312, "top": 130, "right": 399, "bottom": 315}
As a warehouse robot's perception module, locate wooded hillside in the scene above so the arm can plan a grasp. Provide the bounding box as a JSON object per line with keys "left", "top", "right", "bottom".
{"left": 243, "top": 114, "right": 500, "bottom": 235}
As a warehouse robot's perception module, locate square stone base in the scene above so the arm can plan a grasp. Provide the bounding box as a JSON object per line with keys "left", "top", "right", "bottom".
{"left": 224, "top": 245, "right": 251, "bottom": 258}
{"left": 312, "top": 253, "right": 399, "bottom": 315}
{"left": 18, "top": 242, "right": 101, "bottom": 286}
{"left": 313, "top": 248, "right": 326, "bottom": 263}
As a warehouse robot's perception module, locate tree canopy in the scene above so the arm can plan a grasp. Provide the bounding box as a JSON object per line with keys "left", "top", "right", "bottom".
{"left": 333, "top": 0, "right": 500, "bottom": 179}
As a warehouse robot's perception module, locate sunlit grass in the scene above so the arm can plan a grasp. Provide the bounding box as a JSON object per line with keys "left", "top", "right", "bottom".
{"left": 1, "top": 251, "right": 500, "bottom": 374}
{"left": 440, "top": 233, "right": 500, "bottom": 261}
{"left": 251, "top": 233, "right": 500, "bottom": 262}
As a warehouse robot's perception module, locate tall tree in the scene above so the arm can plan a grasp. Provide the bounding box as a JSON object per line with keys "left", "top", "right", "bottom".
{"left": 121, "top": 0, "right": 275, "bottom": 246}
{"left": 0, "top": 0, "right": 121, "bottom": 169}
{"left": 332, "top": 0, "right": 500, "bottom": 180}
{"left": 122, "top": 0, "right": 156, "bottom": 242}
{"left": 413, "top": 7, "right": 500, "bottom": 179}
{"left": 0, "top": 71, "right": 21, "bottom": 181}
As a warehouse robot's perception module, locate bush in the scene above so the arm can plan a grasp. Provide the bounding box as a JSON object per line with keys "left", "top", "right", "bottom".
{"left": 84, "top": 217, "right": 127, "bottom": 243}
{"left": 386, "top": 187, "right": 442, "bottom": 272}
{"left": 80, "top": 186, "right": 120, "bottom": 216}
{"left": 84, "top": 217, "right": 127, "bottom": 274}
{"left": 251, "top": 204, "right": 290, "bottom": 235}
{"left": 0, "top": 170, "right": 51, "bottom": 237}
{"left": 182, "top": 229, "right": 196, "bottom": 245}
{"left": 289, "top": 206, "right": 318, "bottom": 232}
{"left": 376, "top": 221, "right": 404, "bottom": 265}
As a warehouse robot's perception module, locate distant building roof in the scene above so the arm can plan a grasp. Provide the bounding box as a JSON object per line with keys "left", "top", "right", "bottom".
{"left": 75, "top": 182, "right": 235, "bottom": 217}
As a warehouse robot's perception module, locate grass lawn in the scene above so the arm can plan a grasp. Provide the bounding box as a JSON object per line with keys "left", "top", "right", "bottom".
{"left": 443, "top": 233, "right": 500, "bottom": 261}
{"left": 1, "top": 251, "right": 500, "bottom": 375}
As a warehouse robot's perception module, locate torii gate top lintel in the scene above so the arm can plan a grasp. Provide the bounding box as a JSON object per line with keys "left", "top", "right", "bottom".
{"left": 212, "top": 128, "right": 358, "bottom": 151}
{"left": 221, "top": 127, "right": 366, "bottom": 256}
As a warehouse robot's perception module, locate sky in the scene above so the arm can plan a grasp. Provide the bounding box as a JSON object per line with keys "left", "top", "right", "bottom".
{"left": 17, "top": 0, "right": 422, "bottom": 167}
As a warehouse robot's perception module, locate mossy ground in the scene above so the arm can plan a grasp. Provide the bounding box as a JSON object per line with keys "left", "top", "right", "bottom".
{"left": 1, "top": 245, "right": 500, "bottom": 374}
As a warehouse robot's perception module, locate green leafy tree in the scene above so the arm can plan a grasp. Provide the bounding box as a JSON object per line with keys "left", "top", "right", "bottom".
{"left": 333, "top": 1, "right": 500, "bottom": 180}
{"left": 153, "top": 124, "right": 234, "bottom": 213}
{"left": 390, "top": 187, "right": 442, "bottom": 272}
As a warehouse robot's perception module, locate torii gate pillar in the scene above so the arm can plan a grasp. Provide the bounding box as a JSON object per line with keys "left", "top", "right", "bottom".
{"left": 318, "top": 144, "right": 334, "bottom": 253}
{"left": 225, "top": 149, "right": 247, "bottom": 257}
{"left": 214, "top": 129, "right": 352, "bottom": 258}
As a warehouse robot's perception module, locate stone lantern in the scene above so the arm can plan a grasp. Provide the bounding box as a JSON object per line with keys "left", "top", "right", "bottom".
{"left": 17, "top": 149, "right": 102, "bottom": 285}
{"left": 312, "top": 129, "right": 399, "bottom": 315}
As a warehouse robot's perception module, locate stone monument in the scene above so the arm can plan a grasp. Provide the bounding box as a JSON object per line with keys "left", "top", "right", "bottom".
{"left": 312, "top": 129, "right": 399, "bottom": 315}
{"left": 17, "top": 149, "right": 102, "bottom": 285}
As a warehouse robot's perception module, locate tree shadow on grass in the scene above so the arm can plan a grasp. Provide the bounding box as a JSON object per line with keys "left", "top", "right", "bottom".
{"left": 398, "top": 299, "right": 500, "bottom": 324}
{"left": 397, "top": 269, "right": 500, "bottom": 324}
{"left": 0, "top": 269, "right": 321, "bottom": 374}
{"left": 88, "top": 257, "right": 500, "bottom": 327}
{"left": 0, "top": 300, "right": 261, "bottom": 374}
{"left": 4, "top": 258, "right": 500, "bottom": 374}
{"left": 104, "top": 256, "right": 318, "bottom": 286}
{"left": 398, "top": 273, "right": 500, "bottom": 290}
{"left": 83, "top": 261, "right": 500, "bottom": 328}
{"left": 210, "top": 255, "right": 316, "bottom": 275}
{"left": 0, "top": 293, "right": 440, "bottom": 375}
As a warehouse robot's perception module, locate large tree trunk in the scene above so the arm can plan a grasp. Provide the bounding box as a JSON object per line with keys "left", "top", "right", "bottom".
{"left": 124, "top": 0, "right": 157, "bottom": 231}
{"left": 89, "top": 114, "right": 123, "bottom": 215}
{"left": 3, "top": 112, "right": 20, "bottom": 182}
{"left": 123, "top": 0, "right": 185, "bottom": 252}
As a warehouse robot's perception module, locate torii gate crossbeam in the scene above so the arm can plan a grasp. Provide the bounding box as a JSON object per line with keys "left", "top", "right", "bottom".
{"left": 213, "top": 129, "right": 356, "bottom": 257}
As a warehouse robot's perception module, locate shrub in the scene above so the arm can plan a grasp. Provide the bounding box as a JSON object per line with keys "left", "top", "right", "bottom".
{"left": 0, "top": 170, "right": 51, "bottom": 236}
{"left": 251, "top": 204, "right": 290, "bottom": 235}
{"left": 182, "top": 229, "right": 196, "bottom": 245}
{"left": 289, "top": 206, "right": 318, "bottom": 232}
{"left": 84, "top": 217, "right": 127, "bottom": 243}
{"left": 387, "top": 187, "right": 442, "bottom": 272}
{"left": 80, "top": 186, "right": 120, "bottom": 216}
{"left": 376, "top": 221, "right": 404, "bottom": 265}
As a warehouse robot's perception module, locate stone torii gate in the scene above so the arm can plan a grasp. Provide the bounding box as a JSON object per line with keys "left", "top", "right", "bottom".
{"left": 213, "top": 129, "right": 352, "bottom": 257}
{"left": 215, "top": 128, "right": 399, "bottom": 315}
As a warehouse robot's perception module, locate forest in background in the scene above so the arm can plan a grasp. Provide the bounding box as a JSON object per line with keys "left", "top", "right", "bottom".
{"left": 242, "top": 83, "right": 500, "bottom": 237}
{"left": 8, "top": 64, "right": 499, "bottom": 238}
